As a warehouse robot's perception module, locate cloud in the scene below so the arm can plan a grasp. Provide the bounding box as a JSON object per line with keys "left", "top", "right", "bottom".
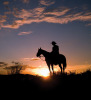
{"left": 39, "top": 0, "right": 55, "bottom": 6}
{"left": 31, "top": 58, "right": 40, "bottom": 61}
{"left": 0, "top": 15, "right": 7, "bottom": 29}
{"left": 1, "top": 7, "right": 45, "bottom": 29}
{"left": 18, "top": 31, "right": 32, "bottom": 35}
{"left": 0, "top": 15, "right": 7, "bottom": 22}
{"left": 22, "top": 0, "right": 29, "bottom": 3}
{"left": 21, "top": 57, "right": 40, "bottom": 61}
{"left": 1, "top": 5, "right": 91, "bottom": 29}
{"left": 15, "top": 7, "right": 46, "bottom": 19}
{"left": 3, "top": 1, "right": 9, "bottom": 5}
{"left": 86, "top": 23, "right": 91, "bottom": 26}
{"left": 22, "top": 58, "right": 31, "bottom": 61}
{"left": 44, "top": 9, "right": 91, "bottom": 24}
{"left": 44, "top": 8, "right": 70, "bottom": 16}
{"left": 2, "top": 22, "right": 20, "bottom": 29}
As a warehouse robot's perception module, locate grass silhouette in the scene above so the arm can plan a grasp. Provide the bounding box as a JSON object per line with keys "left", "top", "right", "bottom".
{"left": 0, "top": 70, "right": 90, "bottom": 99}
{"left": 0, "top": 70, "right": 90, "bottom": 93}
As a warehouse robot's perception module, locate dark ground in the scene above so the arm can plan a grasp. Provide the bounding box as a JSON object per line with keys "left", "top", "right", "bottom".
{"left": 0, "top": 70, "right": 91, "bottom": 99}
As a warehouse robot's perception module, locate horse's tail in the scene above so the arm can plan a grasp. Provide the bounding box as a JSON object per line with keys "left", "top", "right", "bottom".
{"left": 63, "top": 56, "right": 67, "bottom": 71}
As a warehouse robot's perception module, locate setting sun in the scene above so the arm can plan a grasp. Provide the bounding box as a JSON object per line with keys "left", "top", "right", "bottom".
{"left": 38, "top": 69, "right": 49, "bottom": 77}
{"left": 32, "top": 68, "right": 50, "bottom": 77}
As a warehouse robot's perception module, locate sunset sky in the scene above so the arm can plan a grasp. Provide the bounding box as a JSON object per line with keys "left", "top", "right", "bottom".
{"left": 0, "top": 0, "right": 91, "bottom": 75}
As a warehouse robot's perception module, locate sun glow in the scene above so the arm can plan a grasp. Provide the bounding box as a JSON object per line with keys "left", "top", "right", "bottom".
{"left": 21, "top": 64, "right": 91, "bottom": 77}
{"left": 33, "top": 68, "right": 50, "bottom": 77}
{"left": 38, "top": 69, "right": 50, "bottom": 77}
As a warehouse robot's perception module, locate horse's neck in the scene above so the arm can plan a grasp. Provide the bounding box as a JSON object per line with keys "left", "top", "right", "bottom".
{"left": 41, "top": 49, "right": 49, "bottom": 57}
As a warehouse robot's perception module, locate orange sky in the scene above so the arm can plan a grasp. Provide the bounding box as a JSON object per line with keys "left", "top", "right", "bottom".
{"left": 21, "top": 64, "right": 91, "bottom": 77}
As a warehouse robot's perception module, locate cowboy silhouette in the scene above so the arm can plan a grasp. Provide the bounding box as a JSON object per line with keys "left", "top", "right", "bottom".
{"left": 51, "top": 41, "right": 59, "bottom": 55}
{"left": 51, "top": 41, "right": 59, "bottom": 64}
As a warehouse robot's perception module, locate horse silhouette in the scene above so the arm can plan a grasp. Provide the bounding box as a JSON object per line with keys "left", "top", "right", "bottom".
{"left": 36, "top": 48, "right": 67, "bottom": 73}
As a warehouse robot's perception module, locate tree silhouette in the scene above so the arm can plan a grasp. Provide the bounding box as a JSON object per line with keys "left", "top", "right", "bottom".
{"left": 5, "top": 61, "right": 26, "bottom": 75}
{"left": 0, "top": 62, "right": 8, "bottom": 67}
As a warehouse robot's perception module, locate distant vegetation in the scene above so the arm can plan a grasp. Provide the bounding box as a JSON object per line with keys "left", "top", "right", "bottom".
{"left": 0, "top": 69, "right": 90, "bottom": 91}
{"left": 0, "top": 61, "right": 27, "bottom": 75}
{"left": 0, "top": 64, "right": 90, "bottom": 99}
{"left": 0, "top": 61, "right": 91, "bottom": 94}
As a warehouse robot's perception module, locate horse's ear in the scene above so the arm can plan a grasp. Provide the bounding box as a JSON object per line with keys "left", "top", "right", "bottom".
{"left": 40, "top": 47, "right": 41, "bottom": 49}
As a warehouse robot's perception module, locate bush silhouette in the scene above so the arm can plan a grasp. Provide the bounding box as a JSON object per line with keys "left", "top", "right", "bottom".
{"left": 4, "top": 61, "right": 25, "bottom": 75}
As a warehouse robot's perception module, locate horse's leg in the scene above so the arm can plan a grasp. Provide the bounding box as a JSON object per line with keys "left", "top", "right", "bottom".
{"left": 47, "top": 63, "right": 51, "bottom": 73}
{"left": 51, "top": 64, "right": 54, "bottom": 74}
{"left": 59, "top": 64, "right": 62, "bottom": 73}
{"left": 63, "top": 65, "right": 65, "bottom": 73}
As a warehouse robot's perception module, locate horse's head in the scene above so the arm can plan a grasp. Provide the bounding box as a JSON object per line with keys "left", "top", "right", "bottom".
{"left": 36, "top": 48, "right": 42, "bottom": 57}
